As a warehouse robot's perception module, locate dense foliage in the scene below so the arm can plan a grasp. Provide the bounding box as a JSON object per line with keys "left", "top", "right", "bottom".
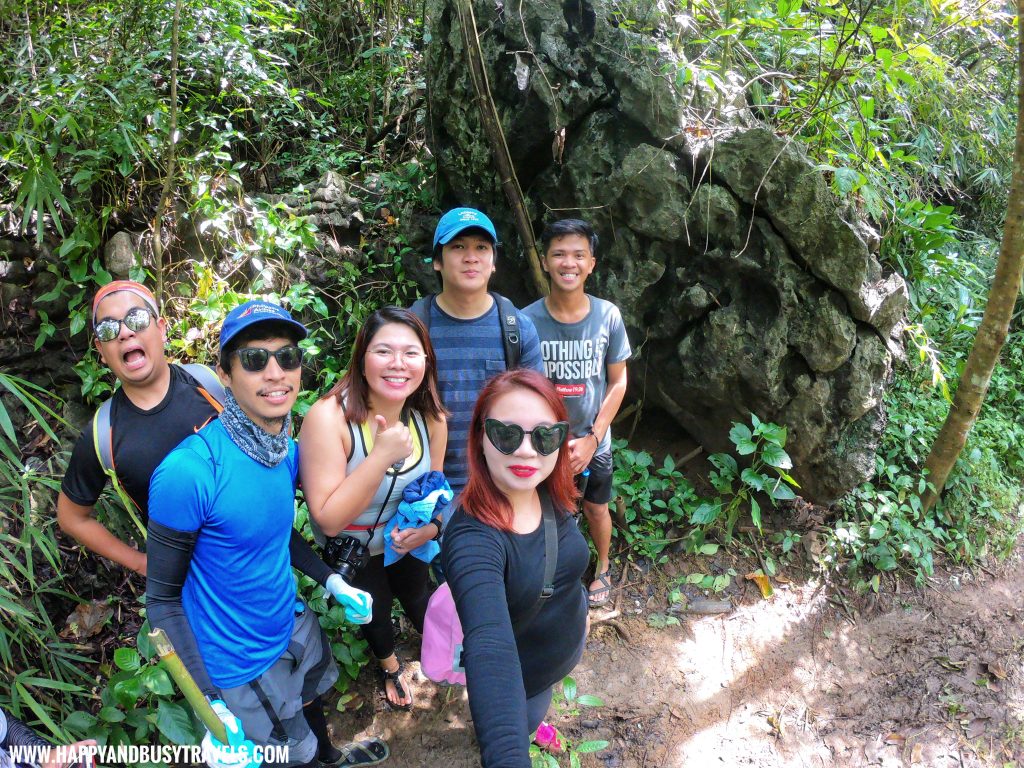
{"left": 606, "top": 0, "right": 1023, "bottom": 585}
{"left": 0, "top": 0, "right": 1021, "bottom": 754}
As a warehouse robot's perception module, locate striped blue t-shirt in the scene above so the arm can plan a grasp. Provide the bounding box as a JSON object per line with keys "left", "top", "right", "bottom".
{"left": 425, "top": 298, "right": 543, "bottom": 506}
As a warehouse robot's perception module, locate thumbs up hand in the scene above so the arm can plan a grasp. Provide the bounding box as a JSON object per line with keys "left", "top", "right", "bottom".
{"left": 371, "top": 414, "right": 413, "bottom": 468}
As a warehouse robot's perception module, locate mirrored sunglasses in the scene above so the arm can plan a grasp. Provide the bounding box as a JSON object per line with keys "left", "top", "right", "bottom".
{"left": 235, "top": 345, "right": 304, "bottom": 372}
{"left": 94, "top": 306, "right": 155, "bottom": 342}
{"left": 484, "top": 418, "right": 568, "bottom": 457}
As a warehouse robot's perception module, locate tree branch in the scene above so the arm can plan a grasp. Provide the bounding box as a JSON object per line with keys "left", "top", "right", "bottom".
{"left": 151, "top": 0, "right": 183, "bottom": 307}
{"left": 456, "top": 0, "right": 548, "bottom": 297}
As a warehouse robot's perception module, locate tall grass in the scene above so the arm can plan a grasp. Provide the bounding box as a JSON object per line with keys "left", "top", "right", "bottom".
{"left": 0, "top": 373, "right": 94, "bottom": 739}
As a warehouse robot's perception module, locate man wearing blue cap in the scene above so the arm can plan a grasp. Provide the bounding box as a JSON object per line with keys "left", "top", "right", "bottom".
{"left": 146, "top": 300, "right": 389, "bottom": 768}
{"left": 411, "top": 207, "right": 544, "bottom": 507}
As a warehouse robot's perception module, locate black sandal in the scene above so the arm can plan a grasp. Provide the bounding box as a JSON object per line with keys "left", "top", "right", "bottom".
{"left": 588, "top": 569, "right": 612, "bottom": 608}
{"left": 379, "top": 659, "right": 413, "bottom": 711}
{"left": 322, "top": 736, "right": 390, "bottom": 766}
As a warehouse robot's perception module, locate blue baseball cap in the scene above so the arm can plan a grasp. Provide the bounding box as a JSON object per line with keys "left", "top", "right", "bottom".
{"left": 219, "top": 300, "right": 308, "bottom": 350}
{"left": 432, "top": 207, "right": 498, "bottom": 248}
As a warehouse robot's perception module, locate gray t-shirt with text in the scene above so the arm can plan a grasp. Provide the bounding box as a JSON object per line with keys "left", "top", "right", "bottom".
{"left": 523, "top": 295, "right": 632, "bottom": 453}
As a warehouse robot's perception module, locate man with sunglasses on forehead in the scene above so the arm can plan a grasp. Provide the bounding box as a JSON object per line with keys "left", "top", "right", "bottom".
{"left": 58, "top": 280, "right": 223, "bottom": 576}
{"left": 146, "top": 300, "right": 388, "bottom": 768}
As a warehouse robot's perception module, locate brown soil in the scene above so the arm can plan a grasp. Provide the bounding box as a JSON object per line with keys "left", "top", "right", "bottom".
{"left": 330, "top": 548, "right": 1024, "bottom": 767}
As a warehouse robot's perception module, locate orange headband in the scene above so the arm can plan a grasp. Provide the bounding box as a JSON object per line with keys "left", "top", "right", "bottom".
{"left": 91, "top": 281, "right": 159, "bottom": 325}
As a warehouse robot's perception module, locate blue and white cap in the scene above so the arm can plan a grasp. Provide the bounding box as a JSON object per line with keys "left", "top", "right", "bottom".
{"left": 219, "top": 300, "right": 308, "bottom": 351}
{"left": 432, "top": 207, "right": 498, "bottom": 248}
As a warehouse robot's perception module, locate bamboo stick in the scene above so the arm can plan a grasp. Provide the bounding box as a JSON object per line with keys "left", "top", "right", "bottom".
{"left": 149, "top": 628, "right": 229, "bottom": 744}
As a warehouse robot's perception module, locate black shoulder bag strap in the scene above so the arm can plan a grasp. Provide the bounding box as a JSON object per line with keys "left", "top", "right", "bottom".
{"left": 490, "top": 291, "right": 522, "bottom": 369}
{"left": 514, "top": 488, "right": 558, "bottom": 632}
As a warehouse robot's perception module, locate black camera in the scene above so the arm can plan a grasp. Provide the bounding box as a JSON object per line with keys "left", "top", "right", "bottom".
{"left": 323, "top": 535, "right": 370, "bottom": 582}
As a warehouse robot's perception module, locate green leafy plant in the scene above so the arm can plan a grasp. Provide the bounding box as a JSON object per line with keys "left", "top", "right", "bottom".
{"left": 689, "top": 414, "right": 799, "bottom": 541}
{"left": 529, "top": 676, "right": 609, "bottom": 768}
{"left": 677, "top": 549, "right": 738, "bottom": 594}
{"left": 611, "top": 447, "right": 699, "bottom": 561}
{"left": 64, "top": 623, "right": 202, "bottom": 760}
{"left": 824, "top": 358, "right": 1023, "bottom": 589}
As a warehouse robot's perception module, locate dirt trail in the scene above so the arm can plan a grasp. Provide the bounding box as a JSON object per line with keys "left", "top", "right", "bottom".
{"left": 328, "top": 546, "right": 1024, "bottom": 767}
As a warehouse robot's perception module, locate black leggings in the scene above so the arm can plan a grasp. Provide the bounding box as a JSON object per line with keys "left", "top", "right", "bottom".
{"left": 350, "top": 552, "right": 430, "bottom": 660}
{"left": 526, "top": 687, "right": 554, "bottom": 733}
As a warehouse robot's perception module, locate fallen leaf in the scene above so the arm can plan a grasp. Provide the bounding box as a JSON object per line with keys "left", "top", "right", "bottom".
{"left": 61, "top": 600, "right": 113, "bottom": 639}
{"left": 910, "top": 743, "right": 924, "bottom": 764}
{"left": 803, "top": 531, "right": 823, "bottom": 560}
{"left": 884, "top": 732, "right": 906, "bottom": 746}
{"left": 965, "top": 717, "right": 989, "bottom": 739}
{"left": 774, "top": 574, "right": 792, "bottom": 584}
{"left": 767, "top": 713, "right": 785, "bottom": 737}
{"left": 745, "top": 572, "right": 775, "bottom": 599}
{"left": 338, "top": 692, "right": 364, "bottom": 711}
{"left": 986, "top": 660, "right": 1007, "bottom": 680}
{"left": 24, "top": 429, "right": 51, "bottom": 453}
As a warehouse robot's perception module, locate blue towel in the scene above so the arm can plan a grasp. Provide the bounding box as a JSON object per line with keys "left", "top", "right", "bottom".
{"left": 383, "top": 471, "right": 453, "bottom": 566}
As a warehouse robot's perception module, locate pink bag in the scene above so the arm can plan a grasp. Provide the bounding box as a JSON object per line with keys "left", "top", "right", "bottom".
{"left": 423, "top": 494, "right": 557, "bottom": 687}
{"left": 420, "top": 582, "right": 467, "bottom": 685}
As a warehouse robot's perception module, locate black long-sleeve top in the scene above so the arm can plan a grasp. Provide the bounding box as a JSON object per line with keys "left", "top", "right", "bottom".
{"left": 442, "top": 504, "right": 589, "bottom": 768}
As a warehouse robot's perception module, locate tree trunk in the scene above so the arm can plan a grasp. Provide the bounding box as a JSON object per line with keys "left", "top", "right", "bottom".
{"left": 921, "top": 3, "right": 1024, "bottom": 512}
{"left": 455, "top": 0, "right": 548, "bottom": 297}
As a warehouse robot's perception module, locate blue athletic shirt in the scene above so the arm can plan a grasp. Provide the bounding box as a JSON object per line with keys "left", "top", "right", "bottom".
{"left": 148, "top": 419, "right": 298, "bottom": 689}
{"left": 426, "top": 299, "right": 543, "bottom": 501}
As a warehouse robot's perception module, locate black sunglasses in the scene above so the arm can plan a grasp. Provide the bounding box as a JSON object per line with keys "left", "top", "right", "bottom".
{"left": 484, "top": 418, "right": 568, "bottom": 457}
{"left": 235, "top": 345, "right": 304, "bottom": 372}
{"left": 94, "top": 306, "right": 155, "bottom": 342}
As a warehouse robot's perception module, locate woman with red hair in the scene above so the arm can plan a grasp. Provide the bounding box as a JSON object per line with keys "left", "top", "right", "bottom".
{"left": 442, "top": 369, "right": 589, "bottom": 767}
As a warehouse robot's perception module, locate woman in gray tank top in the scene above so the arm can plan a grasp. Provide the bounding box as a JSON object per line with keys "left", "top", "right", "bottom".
{"left": 300, "top": 307, "right": 447, "bottom": 711}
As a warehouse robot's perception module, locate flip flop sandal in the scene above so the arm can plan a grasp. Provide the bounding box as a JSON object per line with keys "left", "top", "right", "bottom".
{"left": 324, "top": 737, "right": 390, "bottom": 766}
{"left": 379, "top": 659, "right": 413, "bottom": 711}
{"left": 588, "top": 570, "right": 612, "bottom": 608}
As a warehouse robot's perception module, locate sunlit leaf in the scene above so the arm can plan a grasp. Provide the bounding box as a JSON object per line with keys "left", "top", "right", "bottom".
{"left": 744, "top": 571, "right": 774, "bottom": 599}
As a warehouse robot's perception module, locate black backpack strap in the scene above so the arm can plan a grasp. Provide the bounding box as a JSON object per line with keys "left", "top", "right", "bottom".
{"left": 540, "top": 500, "right": 557, "bottom": 599}
{"left": 514, "top": 488, "right": 558, "bottom": 631}
{"left": 247, "top": 679, "right": 289, "bottom": 743}
{"left": 490, "top": 292, "right": 521, "bottom": 369}
{"left": 410, "top": 295, "right": 434, "bottom": 331}
{"left": 413, "top": 292, "right": 520, "bottom": 368}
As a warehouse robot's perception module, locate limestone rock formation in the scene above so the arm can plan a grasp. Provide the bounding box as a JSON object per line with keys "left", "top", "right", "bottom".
{"left": 423, "top": 0, "right": 908, "bottom": 502}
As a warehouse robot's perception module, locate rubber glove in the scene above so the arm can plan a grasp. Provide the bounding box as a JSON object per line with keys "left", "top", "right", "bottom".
{"left": 325, "top": 573, "right": 373, "bottom": 624}
{"left": 201, "top": 700, "right": 261, "bottom": 768}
